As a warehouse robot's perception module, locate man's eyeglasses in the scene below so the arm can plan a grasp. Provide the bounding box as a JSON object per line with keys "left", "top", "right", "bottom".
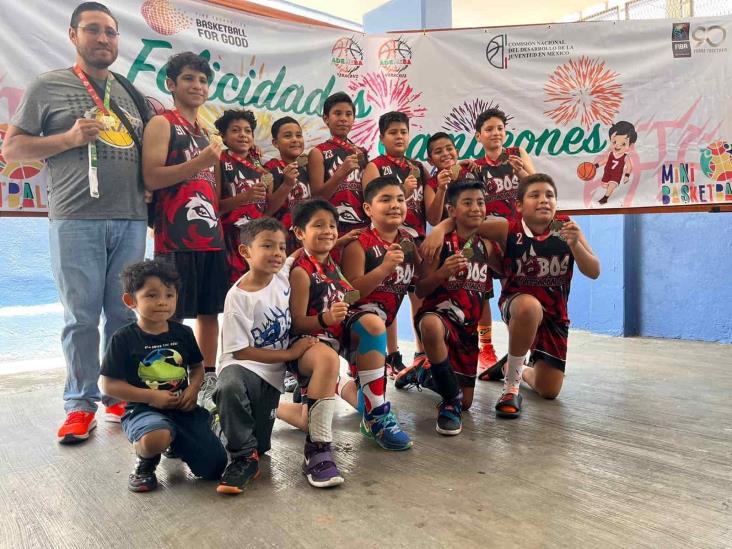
{"left": 77, "top": 25, "right": 119, "bottom": 39}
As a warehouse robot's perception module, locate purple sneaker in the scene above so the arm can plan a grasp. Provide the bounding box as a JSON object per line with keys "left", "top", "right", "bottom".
{"left": 303, "top": 439, "right": 344, "bottom": 488}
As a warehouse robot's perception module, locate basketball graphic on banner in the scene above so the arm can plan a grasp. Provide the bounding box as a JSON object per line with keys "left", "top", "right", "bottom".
{"left": 700, "top": 140, "right": 732, "bottom": 183}
{"left": 141, "top": 0, "right": 192, "bottom": 35}
{"left": 577, "top": 162, "right": 597, "bottom": 181}
{"left": 331, "top": 37, "right": 363, "bottom": 77}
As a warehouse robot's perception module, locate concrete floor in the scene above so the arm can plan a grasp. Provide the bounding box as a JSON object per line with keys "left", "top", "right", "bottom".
{"left": 1, "top": 327, "right": 731, "bottom": 549}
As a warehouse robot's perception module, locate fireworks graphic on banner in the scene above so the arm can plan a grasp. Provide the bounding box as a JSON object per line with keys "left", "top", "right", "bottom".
{"left": 543, "top": 56, "right": 622, "bottom": 129}
{"left": 141, "top": 0, "right": 192, "bottom": 35}
{"left": 442, "top": 99, "right": 513, "bottom": 133}
{"left": 347, "top": 72, "right": 426, "bottom": 147}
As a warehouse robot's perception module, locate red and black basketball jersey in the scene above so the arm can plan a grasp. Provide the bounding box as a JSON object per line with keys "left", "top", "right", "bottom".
{"left": 475, "top": 146, "right": 521, "bottom": 219}
{"left": 315, "top": 139, "right": 369, "bottom": 234}
{"left": 219, "top": 150, "right": 267, "bottom": 226}
{"left": 371, "top": 155, "right": 427, "bottom": 240}
{"left": 418, "top": 231, "right": 490, "bottom": 331}
{"left": 154, "top": 111, "right": 223, "bottom": 253}
{"left": 426, "top": 165, "right": 479, "bottom": 223}
{"left": 350, "top": 227, "right": 417, "bottom": 326}
{"left": 263, "top": 158, "right": 311, "bottom": 232}
{"left": 219, "top": 151, "right": 269, "bottom": 283}
{"left": 293, "top": 252, "right": 355, "bottom": 349}
{"left": 601, "top": 152, "right": 628, "bottom": 183}
{"left": 499, "top": 216, "right": 574, "bottom": 324}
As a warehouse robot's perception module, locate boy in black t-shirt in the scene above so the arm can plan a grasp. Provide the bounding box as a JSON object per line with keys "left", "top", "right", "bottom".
{"left": 100, "top": 260, "right": 226, "bottom": 492}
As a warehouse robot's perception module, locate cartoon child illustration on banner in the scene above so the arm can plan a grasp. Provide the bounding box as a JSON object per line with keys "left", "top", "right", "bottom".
{"left": 577, "top": 120, "right": 637, "bottom": 206}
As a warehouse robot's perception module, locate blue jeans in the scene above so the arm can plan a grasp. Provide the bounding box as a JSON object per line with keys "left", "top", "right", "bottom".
{"left": 49, "top": 219, "right": 146, "bottom": 413}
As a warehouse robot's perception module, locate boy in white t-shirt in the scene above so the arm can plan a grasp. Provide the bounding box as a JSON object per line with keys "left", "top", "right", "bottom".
{"left": 214, "top": 217, "right": 318, "bottom": 494}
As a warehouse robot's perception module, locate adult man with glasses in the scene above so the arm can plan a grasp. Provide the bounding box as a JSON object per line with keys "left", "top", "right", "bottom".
{"left": 2, "top": 2, "right": 150, "bottom": 443}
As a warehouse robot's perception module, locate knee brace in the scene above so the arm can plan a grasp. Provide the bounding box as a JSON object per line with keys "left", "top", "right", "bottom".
{"left": 352, "top": 318, "right": 386, "bottom": 357}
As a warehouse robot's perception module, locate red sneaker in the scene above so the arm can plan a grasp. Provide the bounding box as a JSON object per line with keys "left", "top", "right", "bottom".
{"left": 57, "top": 411, "right": 97, "bottom": 444}
{"left": 105, "top": 402, "right": 127, "bottom": 423}
{"left": 477, "top": 344, "right": 498, "bottom": 373}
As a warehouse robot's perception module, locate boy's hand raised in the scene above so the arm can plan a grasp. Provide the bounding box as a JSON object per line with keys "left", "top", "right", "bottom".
{"left": 436, "top": 169, "right": 452, "bottom": 189}
{"left": 382, "top": 243, "right": 405, "bottom": 272}
{"left": 336, "top": 154, "right": 360, "bottom": 178}
{"left": 335, "top": 228, "right": 363, "bottom": 248}
{"left": 242, "top": 181, "right": 267, "bottom": 203}
{"left": 438, "top": 253, "right": 468, "bottom": 279}
{"left": 289, "top": 336, "right": 318, "bottom": 360}
{"left": 403, "top": 174, "right": 418, "bottom": 195}
{"left": 421, "top": 226, "right": 447, "bottom": 263}
{"left": 559, "top": 220, "right": 582, "bottom": 247}
{"left": 325, "top": 302, "right": 349, "bottom": 325}
{"left": 148, "top": 390, "right": 181, "bottom": 410}
{"left": 283, "top": 162, "right": 300, "bottom": 185}
{"left": 197, "top": 140, "right": 225, "bottom": 168}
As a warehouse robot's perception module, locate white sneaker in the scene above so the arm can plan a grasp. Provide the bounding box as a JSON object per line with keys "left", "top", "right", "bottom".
{"left": 197, "top": 372, "right": 218, "bottom": 413}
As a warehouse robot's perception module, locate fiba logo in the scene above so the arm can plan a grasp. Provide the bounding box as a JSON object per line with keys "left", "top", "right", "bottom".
{"left": 379, "top": 37, "right": 412, "bottom": 75}
{"left": 331, "top": 37, "right": 364, "bottom": 78}
{"left": 486, "top": 34, "right": 508, "bottom": 69}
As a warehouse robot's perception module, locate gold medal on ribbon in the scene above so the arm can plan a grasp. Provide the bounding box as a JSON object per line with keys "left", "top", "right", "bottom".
{"left": 399, "top": 239, "right": 415, "bottom": 261}
{"left": 260, "top": 172, "right": 274, "bottom": 190}
{"left": 449, "top": 164, "right": 461, "bottom": 180}
{"left": 343, "top": 290, "right": 361, "bottom": 305}
{"left": 210, "top": 134, "right": 224, "bottom": 147}
{"left": 296, "top": 154, "right": 309, "bottom": 168}
{"left": 357, "top": 152, "right": 367, "bottom": 169}
{"left": 461, "top": 247, "right": 474, "bottom": 259}
{"left": 497, "top": 151, "right": 510, "bottom": 164}
{"left": 100, "top": 114, "right": 116, "bottom": 130}
{"left": 409, "top": 166, "right": 420, "bottom": 179}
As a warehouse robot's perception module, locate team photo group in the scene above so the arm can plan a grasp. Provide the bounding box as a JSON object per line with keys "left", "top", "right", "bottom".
{"left": 2, "top": 2, "right": 601, "bottom": 496}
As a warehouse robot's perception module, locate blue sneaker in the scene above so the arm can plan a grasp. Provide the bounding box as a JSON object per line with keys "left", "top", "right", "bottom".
{"left": 360, "top": 401, "right": 413, "bottom": 451}
{"left": 436, "top": 395, "right": 463, "bottom": 436}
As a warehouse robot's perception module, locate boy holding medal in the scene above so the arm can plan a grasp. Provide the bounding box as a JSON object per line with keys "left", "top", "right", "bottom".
{"left": 213, "top": 109, "right": 274, "bottom": 283}
{"left": 142, "top": 52, "right": 226, "bottom": 398}
{"left": 308, "top": 92, "right": 370, "bottom": 237}
{"left": 290, "top": 198, "right": 413, "bottom": 451}
{"left": 362, "top": 111, "right": 428, "bottom": 378}
{"left": 414, "top": 180, "right": 494, "bottom": 435}
{"left": 263, "top": 116, "right": 312, "bottom": 254}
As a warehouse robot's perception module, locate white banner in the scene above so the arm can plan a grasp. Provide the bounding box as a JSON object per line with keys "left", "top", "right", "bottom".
{"left": 1, "top": 0, "right": 730, "bottom": 213}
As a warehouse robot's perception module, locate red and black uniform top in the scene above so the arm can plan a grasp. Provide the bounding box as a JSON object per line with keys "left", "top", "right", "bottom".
{"left": 154, "top": 110, "right": 223, "bottom": 254}
{"left": 601, "top": 152, "right": 628, "bottom": 183}
{"left": 293, "top": 251, "right": 355, "bottom": 352}
{"left": 314, "top": 137, "right": 369, "bottom": 235}
{"left": 499, "top": 216, "right": 574, "bottom": 324}
{"left": 219, "top": 150, "right": 269, "bottom": 283}
{"left": 475, "top": 146, "right": 522, "bottom": 219}
{"left": 350, "top": 227, "right": 418, "bottom": 327}
{"left": 370, "top": 155, "right": 427, "bottom": 241}
{"left": 426, "top": 165, "right": 479, "bottom": 222}
{"left": 263, "top": 158, "right": 311, "bottom": 244}
{"left": 417, "top": 230, "right": 491, "bottom": 334}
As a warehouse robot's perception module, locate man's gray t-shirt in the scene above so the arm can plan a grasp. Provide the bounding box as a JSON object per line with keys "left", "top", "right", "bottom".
{"left": 11, "top": 68, "right": 148, "bottom": 220}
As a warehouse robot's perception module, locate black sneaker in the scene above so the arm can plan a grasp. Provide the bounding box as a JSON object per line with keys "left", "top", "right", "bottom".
{"left": 395, "top": 353, "right": 429, "bottom": 390}
{"left": 216, "top": 452, "right": 260, "bottom": 495}
{"left": 436, "top": 396, "right": 463, "bottom": 436}
{"left": 128, "top": 454, "right": 161, "bottom": 492}
{"left": 385, "top": 351, "right": 405, "bottom": 378}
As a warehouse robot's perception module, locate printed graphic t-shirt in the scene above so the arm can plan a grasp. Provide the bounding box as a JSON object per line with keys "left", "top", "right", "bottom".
{"left": 101, "top": 321, "right": 203, "bottom": 413}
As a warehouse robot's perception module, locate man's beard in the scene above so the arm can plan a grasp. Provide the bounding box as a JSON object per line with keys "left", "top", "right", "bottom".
{"left": 78, "top": 46, "right": 117, "bottom": 69}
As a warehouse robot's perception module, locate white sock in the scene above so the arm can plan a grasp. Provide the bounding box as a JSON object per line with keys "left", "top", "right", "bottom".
{"left": 502, "top": 354, "right": 525, "bottom": 395}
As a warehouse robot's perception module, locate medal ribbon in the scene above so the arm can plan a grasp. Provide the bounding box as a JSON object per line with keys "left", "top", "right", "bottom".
{"left": 169, "top": 108, "right": 208, "bottom": 138}
{"left": 450, "top": 231, "right": 474, "bottom": 275}
{"left": 305, "top": 251, "right": 354, "bottom": 291}
{"left": 225, "top": 150, "right": 269, "bottom": 175}
{"left": 329, "top": 136, "right": 364, "bottom": 157}
{"left": 73, "top": 65, "right": 114, "bottom": 199}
